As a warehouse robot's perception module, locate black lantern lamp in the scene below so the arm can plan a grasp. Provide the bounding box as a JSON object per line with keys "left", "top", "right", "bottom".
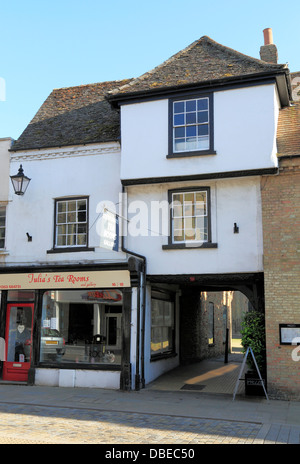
{"left": 10, "top": 164, "right": 31, "bottom": 195}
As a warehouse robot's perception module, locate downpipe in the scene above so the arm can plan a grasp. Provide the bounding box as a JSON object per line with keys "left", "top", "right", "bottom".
{"left": 121, "top": 185, "right": 146, "bottom": 390}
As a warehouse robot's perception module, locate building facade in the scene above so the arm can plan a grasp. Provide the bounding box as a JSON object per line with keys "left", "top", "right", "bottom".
{"left": 108, "top": 34, "right": 291, "bottom": 387}
{"left": 0, "top": 32, "right": 298, "bottom": 399}
{"left": 0, "top": 82, "right": 144, "bottom": 390}
{"left": 0, "top": 138, "right": 12, "bottom": 266}
{"left": 261, "top": 72, "right": 300, "bottom": 399}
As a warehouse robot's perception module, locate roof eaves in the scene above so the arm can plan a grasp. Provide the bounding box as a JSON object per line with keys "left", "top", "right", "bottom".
{"left": 108, "top": 69, "right": 291, "bottom": 107}
{"left": 108, "top": 35, "right": 288, "bottom": 99}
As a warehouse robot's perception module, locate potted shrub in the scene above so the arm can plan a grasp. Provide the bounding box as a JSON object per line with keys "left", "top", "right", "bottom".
{"left": 241, "top": 311, "right": 267, "bottom": 396}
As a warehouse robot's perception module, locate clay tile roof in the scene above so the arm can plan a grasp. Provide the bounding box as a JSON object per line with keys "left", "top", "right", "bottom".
{"left": 12, "top": 36, "right": 290, "bottom": 152}
{"left": 277, "top": 72, "right": 300, "bottom": 157}
{"left": 108, "top": 35, "right": 287, "bottom": 97}
{"left": 11, "top": 79, "right": 132, "bottom": 151}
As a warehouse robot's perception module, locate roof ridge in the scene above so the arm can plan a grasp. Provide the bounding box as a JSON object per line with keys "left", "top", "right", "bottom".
{"left": 52, "top": 78, "right": 132, "bottom": 93}
{"left": 201, "top": 35, "right": 286, "bottom": 68}
{"left": 108, "top": 38, "right": 203, "bottom": 95}
{"left": 109, "top": 35, "right": 287, "bottom": 95}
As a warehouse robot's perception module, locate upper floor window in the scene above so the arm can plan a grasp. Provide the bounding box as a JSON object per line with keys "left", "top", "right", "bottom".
{"left": 172, "top": 189, "right": 209, "bottom": 244}
{"left": 168, "top": 94, "right": 215, "bottom": 158}
{"left": 0, "top": 206, "right": 6, "bottom": 249}
{"left": 55, "top": 197, "right": 88, "bottom": 248}
{"left": 162, "top": 187, "right": 218, "bottom": 250}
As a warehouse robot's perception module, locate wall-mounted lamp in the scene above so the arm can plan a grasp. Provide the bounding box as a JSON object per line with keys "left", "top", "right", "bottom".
{"left": 26, "top": 233, "right": 32, "bottom": 242}
{"left": 10, "top": 164, "right": 31, "bottom": 195}
{"left": 233, "top": 223, "right": 239, "bottom": 234}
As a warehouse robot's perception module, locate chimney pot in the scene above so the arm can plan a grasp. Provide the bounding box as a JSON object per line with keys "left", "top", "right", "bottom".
{"left": 260, "top": 28, "right": 278, "bottom": 63}
{"left": 263, "top": 28, "right": 273, "bottom": 45}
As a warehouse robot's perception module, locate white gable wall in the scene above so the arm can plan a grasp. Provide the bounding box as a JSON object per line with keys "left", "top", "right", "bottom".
{"left": 120, "top": 83, "right": 279, "bottom": 182}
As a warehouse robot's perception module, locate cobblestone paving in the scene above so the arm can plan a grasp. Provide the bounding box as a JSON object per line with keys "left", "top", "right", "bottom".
{"left": 0, "top": 403, "right": 279, "bottom": 445}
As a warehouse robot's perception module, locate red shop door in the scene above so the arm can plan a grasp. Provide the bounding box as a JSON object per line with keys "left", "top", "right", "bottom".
{"left": 3, "top": 303, "right": 34, "bottom": 382}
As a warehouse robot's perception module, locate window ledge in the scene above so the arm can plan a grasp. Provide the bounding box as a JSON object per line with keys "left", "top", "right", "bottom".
{"left": 167, "top": 150, "right": 217, "bottom": 159}
{"left": 162, "top": 243, "right": 218, "bottom": 250}
{"left": 47, "top": 247, "right": 95, "bottom": 254}
{"left": 0, "top": 250, "right": 9, "bottom": 255}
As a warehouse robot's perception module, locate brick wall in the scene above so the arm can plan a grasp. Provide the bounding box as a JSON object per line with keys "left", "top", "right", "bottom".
{"left": 261, "top": 156, "right": 300, "bottom": 399}
{"left": 180, "top": 288, "right": 202, "bottom": 363}
{"left": 199, "top": 291, "right": 232, "bottom": 359}
{"left": 180, "top": 289, "right": 249, "bottom": 363}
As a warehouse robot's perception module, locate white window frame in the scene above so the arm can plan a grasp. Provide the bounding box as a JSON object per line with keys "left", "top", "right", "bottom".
{"left": 54, "top": 197, "right": 88, "bottom": 248}
{"left": 0, "top": 206, "right": 6, "bottom": 249}
{"left": 171, "top": 189, "right": 209, "bottom": 244}
{"left": 173, "top": 97, "right": 210, "bottom": 153}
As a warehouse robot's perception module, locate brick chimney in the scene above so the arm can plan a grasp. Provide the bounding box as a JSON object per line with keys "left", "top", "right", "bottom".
{"left": 260, "top": 28, "right": 278, "bottom": 63}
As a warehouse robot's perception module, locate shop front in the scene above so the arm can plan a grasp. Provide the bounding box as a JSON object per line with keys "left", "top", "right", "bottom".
{"left": 0, "top": 266, "right": 135, "bottom": 389}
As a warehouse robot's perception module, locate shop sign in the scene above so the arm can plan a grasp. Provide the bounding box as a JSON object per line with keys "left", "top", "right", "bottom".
{"left": 98, "top": 209, "right": 119, "bottom": 251}
{"left": 0, "top": 270, "right": 131, "bottom": 290}
{"left": 81, "top": 289, "right": 123, "bottom": 303}
{"left": 279, "top": 324, "right": 300, "bottom": 344}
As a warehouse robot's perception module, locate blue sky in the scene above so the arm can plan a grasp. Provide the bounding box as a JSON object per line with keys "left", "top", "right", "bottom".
{"left": 1, "top": 0, "right": 300, "bottom": 140}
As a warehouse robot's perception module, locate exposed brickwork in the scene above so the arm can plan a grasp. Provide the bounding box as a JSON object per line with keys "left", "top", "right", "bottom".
{"left": 180, "top": 288, "right": 202, "bottom": 363}
{"left": 261, "top": 156, "right": 300, "bottom": 399}
{"left": 199, "top": 291, "right": 232, "bottom": 359}
{"left": 180, "top": 289, "right": 248, "bottom": 363}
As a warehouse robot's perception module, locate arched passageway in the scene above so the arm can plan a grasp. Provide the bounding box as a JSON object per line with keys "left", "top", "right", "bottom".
{"left": 147, "top": 273, "right": 264, "bottom": 395}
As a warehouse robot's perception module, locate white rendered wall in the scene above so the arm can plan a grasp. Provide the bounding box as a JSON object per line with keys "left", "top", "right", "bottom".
{"left": 0, "top": 138, "right": 12, "bottom": 264}
{"left": 143, "top": 286, "right": 180, "bottom": 385}
{"left": 7, "top": 143, "right": 127, "bottom": 265}
{"left": 0, "top": 138, "right": 12, "bottom": 202}
{"left": 35, "top": 368, "right": 120, "bottom": 389}
{"left": 123, "top": 177, "right": 263, "bottom": 276}
{"left": 120, "top": 84, "right": 279, "bottom": 181}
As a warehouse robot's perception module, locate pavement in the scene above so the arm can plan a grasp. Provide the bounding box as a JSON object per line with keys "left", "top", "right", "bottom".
{"left": 0, "top": 350, "right": 299, "bottom": 445}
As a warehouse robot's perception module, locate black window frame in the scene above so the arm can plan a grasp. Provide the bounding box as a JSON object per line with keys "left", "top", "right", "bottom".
{"left": 35, "top": 289, "right": 122, "bottom": 370}
{"left": 162, "top": 186, "right": 218, "bottom": 250}
{"left": 167, "top": 92, "right": 216, "bottom": 158}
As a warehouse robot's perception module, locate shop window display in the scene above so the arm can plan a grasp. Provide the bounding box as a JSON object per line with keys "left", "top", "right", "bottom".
{"left": 151, "top": 298, "right": 175, "bottom": 357}
{"left": 40, "top": 290, "right": 122, "bottom": 365}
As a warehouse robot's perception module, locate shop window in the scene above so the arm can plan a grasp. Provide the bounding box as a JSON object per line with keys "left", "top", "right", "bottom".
{"left": 39, "top": 290, "right": 123, "bottom": 365}
{"left": 151, "top": 298, "right": 175, "bottom": 358}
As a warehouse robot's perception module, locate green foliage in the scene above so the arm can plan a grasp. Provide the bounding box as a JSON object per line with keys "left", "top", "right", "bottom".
{"left": 241, "top": 311, "right": 266, "bottom": 373}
